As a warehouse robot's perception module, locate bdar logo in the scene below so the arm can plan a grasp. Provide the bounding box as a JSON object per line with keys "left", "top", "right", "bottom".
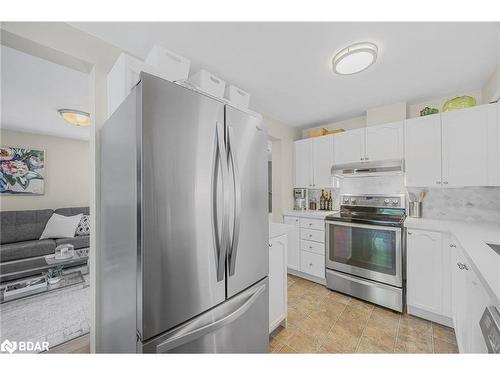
{"left": 1, "top": 339, "right": 17, "bottom": 354}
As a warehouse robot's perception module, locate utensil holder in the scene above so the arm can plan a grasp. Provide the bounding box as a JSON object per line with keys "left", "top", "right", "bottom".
{"left": 409, "top": 202, "right": 422, "bottom": 218}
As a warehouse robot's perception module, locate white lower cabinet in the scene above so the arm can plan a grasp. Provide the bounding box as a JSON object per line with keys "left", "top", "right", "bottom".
{"left": 451, "top": 240, "right": 489, "bottom": 353}
{"left": 299, "top": 251, "right": 325, "bottom": 279}
{"left": 300, "top": 228, "right": 324, "bottom": 243}
{"left": 283, "top": 215, "right": 326, "bottom": 282}
{"left": 269, "top": 234, "right": 287, "bottom": 333}
{"left": 407, "top": 229, "right": 451, "bottom": 321}
{"left": 283, "top": 216, "right": 300, "bottom": 271}
{"left": 300, "top": 239, "right": 324, "bottom": 255}
{"left": 407, "top": 228, "right": 492, "bottom": 353}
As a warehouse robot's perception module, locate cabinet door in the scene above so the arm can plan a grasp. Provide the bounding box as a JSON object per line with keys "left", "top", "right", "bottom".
{"left": 365, "top": 121, "right": 404, "bottom": 161}
{"left": 311, "top": 135, "right": 334, "bottom": 187}
{"left": 442, "top": 104, "right": 499, "bottom": 187}
{"left": 452, "top": 245, "right": 469, "bottom": 353}
{"left": 294, "top": 139, "right": 312, "bottom": 188}
{"left": 405, "top": 114, "right": 442, "bottom": 187}
{"left": 333, "top": 128, "right": 365, "bottom": 165}
{"left": 283, "top": 216, "right": 300, "bottom": 271}
{"left": 467, "top": 268, "right": 490, "bottom": 353}
{"left": 407, "top": 229, "right": 443, "bottom": 315}
{"left": 269, "top": 235, "right": 287, "bottom": 332}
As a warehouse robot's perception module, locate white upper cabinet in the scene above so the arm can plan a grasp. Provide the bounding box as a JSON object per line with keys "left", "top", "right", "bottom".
{"left": 294, "top": 135, "right": 333, "bottom": 188}
{"left": 312, "top": 135, "right": 334, "bottom": 187}
{"left": 365, "top": 121, "right": 404, "bottom": 161}
{"left": 333, "top": 128, "right": 365, "bottom": 165}
{"left": 405, "top": 114, "right": 442, "bottom": 187}
{"left": 332, "top": 121, "right": 404, "bottom": 165}
{"left": 294, "top": 138, "right": 313, "bottom": 188}
{"left": 441, "top": 104, "right": 499, "bottom": 187}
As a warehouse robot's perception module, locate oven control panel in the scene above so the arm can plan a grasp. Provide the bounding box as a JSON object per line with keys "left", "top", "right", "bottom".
{"left": 341, "top": 195, "right": 405, "bottom": 208}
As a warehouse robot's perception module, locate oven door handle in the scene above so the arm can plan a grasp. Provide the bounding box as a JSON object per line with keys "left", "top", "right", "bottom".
{"left": 325, "top": 220, "right": 402, "bottom": 233}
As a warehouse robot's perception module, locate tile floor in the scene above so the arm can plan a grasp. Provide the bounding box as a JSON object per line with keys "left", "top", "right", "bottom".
{"left": 270, "top": 274, "right": 459, "bottom": 354}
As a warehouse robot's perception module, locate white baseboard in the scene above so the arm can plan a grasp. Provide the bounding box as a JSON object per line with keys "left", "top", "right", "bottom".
{"left": 408, "top": 305, "right": 453, "bottom": 328}
{"left": 287, "top": 268, "right": 326, "bottom": 285}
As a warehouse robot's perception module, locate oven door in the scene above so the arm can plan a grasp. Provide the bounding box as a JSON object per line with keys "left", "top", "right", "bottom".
{"left": 325, "top": 221, "right": 402, "bottom": 287}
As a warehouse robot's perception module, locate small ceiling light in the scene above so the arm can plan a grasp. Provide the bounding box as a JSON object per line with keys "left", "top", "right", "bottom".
{"left": 58, "top": 109, "right": 90, "bottom": 127}
{"left": 332, "top": 42, "right": 378, "bottom": 75}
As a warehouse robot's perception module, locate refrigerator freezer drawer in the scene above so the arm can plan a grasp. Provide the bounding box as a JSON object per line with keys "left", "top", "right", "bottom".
{"left": 140, "top": 278, "right": 269, "bottom": 353}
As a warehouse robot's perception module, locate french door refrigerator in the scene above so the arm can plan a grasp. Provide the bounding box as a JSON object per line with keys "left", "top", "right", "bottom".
{"left": 99, "top": 73, "right": 269, "bottom": 353}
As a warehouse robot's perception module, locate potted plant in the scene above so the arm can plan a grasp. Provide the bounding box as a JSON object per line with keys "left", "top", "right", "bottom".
{"left": 45, "top": 266, "right": 64, "bottom": 285}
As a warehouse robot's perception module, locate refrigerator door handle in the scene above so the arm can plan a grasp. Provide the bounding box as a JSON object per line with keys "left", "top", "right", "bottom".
{"left": 155, "top": 283, "right": 266, "bottom": 353}
{"left": 227, "top": 126, "right": 241, "bottom": 276}
{"left": 213, "top": 122, "right": 230, "bottom": 282}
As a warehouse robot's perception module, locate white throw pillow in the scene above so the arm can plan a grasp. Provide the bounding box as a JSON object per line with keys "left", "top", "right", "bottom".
{"left": 40, "top": 213, "right": 83, "bottom": 239}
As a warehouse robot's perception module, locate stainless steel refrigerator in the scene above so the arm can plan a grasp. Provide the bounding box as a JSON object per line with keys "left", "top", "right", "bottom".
{"left": 99, "top": 73, "right": 269, "bottom": 353}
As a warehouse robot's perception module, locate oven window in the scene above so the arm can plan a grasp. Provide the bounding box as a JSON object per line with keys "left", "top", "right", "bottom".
{"left": 329, "top": 225, "right": 397, "bottom": 275}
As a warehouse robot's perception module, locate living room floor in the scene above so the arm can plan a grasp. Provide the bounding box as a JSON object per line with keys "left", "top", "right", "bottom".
{"left": 270, "top": 274, "right": 459, "bottom": 354}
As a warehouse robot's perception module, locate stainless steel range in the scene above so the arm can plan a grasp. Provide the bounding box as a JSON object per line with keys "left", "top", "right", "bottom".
{"left": 325, "top": 194, "right": 406, "bottom": 312}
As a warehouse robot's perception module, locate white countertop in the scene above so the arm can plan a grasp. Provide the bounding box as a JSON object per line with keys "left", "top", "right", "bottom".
{"left": 269, "top": 222, "right": 295, "bottom": 239}
{"left": 405, "top": 217, "right": 500, "bottom": 304}
{"left": 282, "top": 209, "right": 338, "bottom": 219}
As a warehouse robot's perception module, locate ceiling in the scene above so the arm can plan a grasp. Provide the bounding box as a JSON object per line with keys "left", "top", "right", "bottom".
{"left": 71, "top": 22, "right": 500, "bottom": 128}
{"left": 1, "top": 45, "right": 90, "bottom": 140}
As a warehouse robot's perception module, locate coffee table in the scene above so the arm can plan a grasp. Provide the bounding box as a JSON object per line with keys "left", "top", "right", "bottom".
{"left": 0, "top": 248, "right": 89, "bottom": 283}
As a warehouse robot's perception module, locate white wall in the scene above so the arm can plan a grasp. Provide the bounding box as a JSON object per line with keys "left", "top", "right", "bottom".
{"left": 366, "top": 102, "right": 407, "bottom": 126}
{"left": 482, "top": 66, "right": 500, "bottom": 103}
{"left": 407, "top": 89, "right": 483, "bottom": 118}
{"left": 302, "top": 115, "right": 366, "bottom": 138}
{"left": 266, "top": 116, "right": 301, "bottom": 223}
{"left": 301, "top": 88, "right": 487, "bottom": 136}
{"left": 0, "top": 130, "right": 90, "bottom": 211}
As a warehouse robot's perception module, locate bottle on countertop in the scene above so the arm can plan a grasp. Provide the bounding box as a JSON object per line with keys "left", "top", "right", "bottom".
{"left": 320, "top": 190, "right": 325, "bottom": 210}
{"left": 328, "top": 192, "right": 333, "bottom": 210}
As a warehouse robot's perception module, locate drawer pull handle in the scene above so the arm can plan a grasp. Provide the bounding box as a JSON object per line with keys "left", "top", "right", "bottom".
{"left": 309, "top": 246, "right": 312, "bottom": 249}
{"left": 309, "top": 263, "right": 313, "bottom": 266}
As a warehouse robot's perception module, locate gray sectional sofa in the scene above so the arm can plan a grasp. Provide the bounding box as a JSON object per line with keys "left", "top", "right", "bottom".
{"left": 0, "top": 207, "right": 89, "bottom": 282}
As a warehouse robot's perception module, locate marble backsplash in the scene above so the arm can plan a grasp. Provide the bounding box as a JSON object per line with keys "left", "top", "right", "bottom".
{"left": 329, "top": 175, "right": 405, "bottom": 209}
{"left": 410, "top": 187, "right": 500, "bottom": 223}
{"left": 322, "top": 175, "right": 500, "bottom": 223}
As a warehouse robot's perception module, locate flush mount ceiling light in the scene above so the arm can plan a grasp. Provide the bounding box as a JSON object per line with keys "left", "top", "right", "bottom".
{"left": 58, "top": 109, "right": 90, "bottom": 127}
{"left": 332, "top": 42, "right": 378, "bottom": 75}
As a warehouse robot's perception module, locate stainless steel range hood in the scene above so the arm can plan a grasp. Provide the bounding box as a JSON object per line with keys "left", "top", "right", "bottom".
{"left": 332, "top": 159, "right": 404, "bottom": 177}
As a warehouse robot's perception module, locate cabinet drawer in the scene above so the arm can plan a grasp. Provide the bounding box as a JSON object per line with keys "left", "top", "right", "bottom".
{"left": 283, "top": 216, "right": 300, "bottom": 227}
{"left": 300, "top": 228, "right": 325, "bottom": 243}
{"left": 300, "top": 239, "right": 325, "bottom": 255}
{"left": 300, "top": 251, "right": 325, "bottom": 279}
{"left": 300, "top": 218, "right": 325, "bottom": 231}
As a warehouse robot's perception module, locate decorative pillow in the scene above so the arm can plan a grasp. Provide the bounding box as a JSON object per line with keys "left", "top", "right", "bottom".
{"left": 76, "top": 215, "right": 91, "bottom": 236}
{"left": 40, "top": 213, "right": 83, "bottom": 239}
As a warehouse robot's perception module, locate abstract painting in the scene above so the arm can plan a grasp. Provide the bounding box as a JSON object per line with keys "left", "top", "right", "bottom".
{"left": 0, "top": 147, "right": 45, "bottom": 195}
